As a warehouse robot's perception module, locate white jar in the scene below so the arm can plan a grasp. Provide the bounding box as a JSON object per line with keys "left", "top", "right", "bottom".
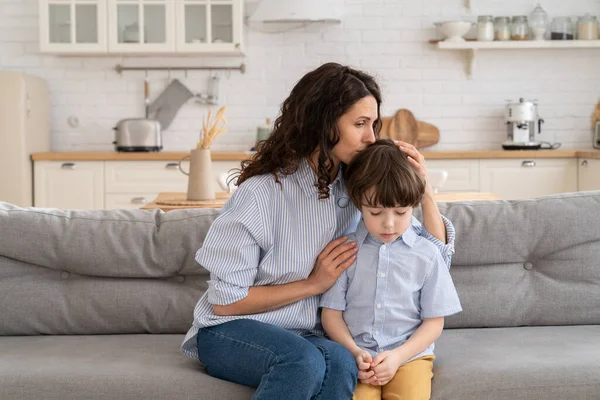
{"left": 477, "top": 15, "right": 495, "bottom": 41}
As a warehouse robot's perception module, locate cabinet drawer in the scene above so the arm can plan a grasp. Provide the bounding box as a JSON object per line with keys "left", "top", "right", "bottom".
{"left": 105, "top": 161, "right": 188, "bottom": 193}
{"left": 426, "top": 160, "right": 480, "bottom": 192}
{"left": 105, "top": 193, "right": 157, "bottom": 210}
{"left": 480, "top": 158, "right": 577, "bottom": 200}
{"left": 34, "top": 161, "right": 104, "bottom": 209}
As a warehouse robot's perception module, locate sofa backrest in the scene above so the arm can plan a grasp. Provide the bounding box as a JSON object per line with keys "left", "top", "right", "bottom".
{"left": 1, "top": 191, "right": 599, "bottom": 335}
{"left": 438, "top": 191, "right": 600, "bottom": 329}
{"left": 0, "top": 203, "right": 216, "bottom": 335}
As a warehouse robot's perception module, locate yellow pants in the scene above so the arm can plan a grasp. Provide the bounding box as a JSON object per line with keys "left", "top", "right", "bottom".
{"left": 352, "top": 355, "right": 435, "bottom": 400}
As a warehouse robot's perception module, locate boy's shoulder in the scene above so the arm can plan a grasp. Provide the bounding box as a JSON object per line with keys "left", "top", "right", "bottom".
{"left": 410, "top": 231, "right": 444, "bottom": 264}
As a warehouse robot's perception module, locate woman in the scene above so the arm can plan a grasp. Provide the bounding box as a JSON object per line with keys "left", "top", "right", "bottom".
{"left": 181, "top": 63, "right": 454, "bottom": 400}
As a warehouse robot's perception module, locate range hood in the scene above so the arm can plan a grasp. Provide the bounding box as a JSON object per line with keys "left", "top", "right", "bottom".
{"left": 248, "top": 0, "right": 341, "bottom": 24}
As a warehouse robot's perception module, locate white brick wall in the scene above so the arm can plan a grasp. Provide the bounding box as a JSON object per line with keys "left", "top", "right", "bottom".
{"left": 1, "top": 0, "right": 600, "bottom": 151}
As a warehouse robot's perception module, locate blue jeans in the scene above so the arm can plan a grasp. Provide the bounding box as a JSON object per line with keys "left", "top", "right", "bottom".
{"left": 196, "top": 319, "right": 358, "bottom": 400}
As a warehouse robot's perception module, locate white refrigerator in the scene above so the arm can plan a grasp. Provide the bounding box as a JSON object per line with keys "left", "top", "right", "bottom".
{"left": 0, "top": 70, "right": 50, "bottom": 207}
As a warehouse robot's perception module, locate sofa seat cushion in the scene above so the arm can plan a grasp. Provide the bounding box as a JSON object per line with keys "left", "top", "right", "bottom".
{"left": 0, "top": 335, "right": 253, "bottom": 400}
{"left": 434, "top": 325, "right": 600, "bottom": 399}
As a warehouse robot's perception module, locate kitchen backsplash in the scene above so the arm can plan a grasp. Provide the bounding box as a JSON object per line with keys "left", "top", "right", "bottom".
{"left": 1, "top": 0, "right": 600, "bottom": 151}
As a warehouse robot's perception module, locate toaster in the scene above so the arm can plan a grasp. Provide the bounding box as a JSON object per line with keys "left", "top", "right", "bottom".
{"left": 113, "top": 118, "right": 162, "bottom": 152}
{"left": 595, "top": 121, "right": 600, "bottom": 150}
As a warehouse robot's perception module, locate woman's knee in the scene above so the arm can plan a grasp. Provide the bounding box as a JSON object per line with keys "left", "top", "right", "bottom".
{"left": 327, "top": 342, "right": 359, "bottom": 381}
{"left": 283, "top": 342, "right": 327, "bottom": 386}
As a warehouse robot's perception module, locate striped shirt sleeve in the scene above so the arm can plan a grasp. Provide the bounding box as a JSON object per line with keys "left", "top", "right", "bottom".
{"left": 195, "top": 187, "right": 264, "bottom": 306}
{"left": 413, "top": 215, "right": 456, "bottom": 269}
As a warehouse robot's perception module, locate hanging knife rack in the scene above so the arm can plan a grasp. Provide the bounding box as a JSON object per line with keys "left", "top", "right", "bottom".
{"left": 114, "top": 63, "right": 246, "bottom": 76}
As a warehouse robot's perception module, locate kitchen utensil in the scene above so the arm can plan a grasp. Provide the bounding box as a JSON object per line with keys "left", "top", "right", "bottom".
{"left": 144, "top": 76, "right": 150, "bottom": 118}
{"left": 392, "top": 109, "right": 419, "bottom": 144}
{"left": 503, "top": 98, "right": 545, "bottom": 150}
{"left": 415, "top": 121, "right": 440, "bottom": 148}
{"left": 434, "top": 21, "right": 474, "bottom": 42}
{"left": 592, "top": 101, "right": 600, "bottom": 128}
{"left": 147, "top": 79, "right": 194, "bottom": 130}
{"left": 112, "top": 118, "right": 162, "bottom": 152}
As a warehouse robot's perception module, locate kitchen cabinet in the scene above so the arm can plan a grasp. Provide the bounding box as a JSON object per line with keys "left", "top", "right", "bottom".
{"left": 426, "top": 160, "right": 479, "bottom": 192}
{"left": 479, "top": 159, "right": 578, "bottom": 200}
{"left": 34, "top": 159, "right": 242, "bottom": 210}
{"left": 39, "top": 0, "right": 243, "bottom": 54}
{"left": 34, "top": 161, "right": 104, "bottom": 209}
{"left": 578, "top": 158, "right": 600, "bottom": 191}
{"left": 176, "top": 0, "right": 243, "bottom": 54}
{"left": 39, "top": 0, "right": 107, "bottom": 53}
{"left": 107, "top": 0, "right": 175, "bottom": 53}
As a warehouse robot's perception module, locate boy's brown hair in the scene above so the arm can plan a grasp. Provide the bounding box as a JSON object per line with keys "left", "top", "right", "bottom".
{"left": 344, "top": 139, "right": 426, "bottom": 209}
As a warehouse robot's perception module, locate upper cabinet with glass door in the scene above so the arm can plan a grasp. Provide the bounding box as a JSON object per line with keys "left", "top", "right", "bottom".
{"left": 39, "top": 0, "right": 107, "bottom": 53}
{"left": 107, "top": 0, "right": 175, "bottom": 53}
{"left": 176, "top": 0, "right": 243, "bottom": 54}
{"left": 39, "top": 0, "right": 243, "bottom": 54}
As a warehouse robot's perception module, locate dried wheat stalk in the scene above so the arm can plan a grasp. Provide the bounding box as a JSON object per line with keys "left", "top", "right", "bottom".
{"left": 197, "top": 106, "right": 227, "bottom": 149}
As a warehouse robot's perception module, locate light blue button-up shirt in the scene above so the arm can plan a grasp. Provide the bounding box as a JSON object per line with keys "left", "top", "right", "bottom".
{"left": 181, "top": 158, "right": 456, "bottom": 360}
{"left": 320, "top": 219, "right": 462, "bottom": 361}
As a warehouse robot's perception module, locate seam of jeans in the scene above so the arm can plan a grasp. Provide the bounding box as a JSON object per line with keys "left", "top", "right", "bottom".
{"left": 200, "top": 327, "right": 280, "bottom": 361}
{"left": 310, "top": 343, "right": 329, "bottom": 400}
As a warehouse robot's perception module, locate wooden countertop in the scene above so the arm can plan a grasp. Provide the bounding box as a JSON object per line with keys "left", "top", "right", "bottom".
{"left": 30, "top": 149, "right": 600, "bottom": 161}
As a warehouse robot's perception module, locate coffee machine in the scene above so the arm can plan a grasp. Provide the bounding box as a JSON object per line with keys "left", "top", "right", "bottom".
{"left": 502, "top": 98, "right": 545, "bottom": 150}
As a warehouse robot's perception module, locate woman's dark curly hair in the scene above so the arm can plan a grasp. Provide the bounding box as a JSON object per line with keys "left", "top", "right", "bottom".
{"left": 235, "top": 62, "right": 382, "bottom": 199}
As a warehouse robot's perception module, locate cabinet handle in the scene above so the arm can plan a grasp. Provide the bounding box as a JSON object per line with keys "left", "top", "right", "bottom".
{"left": 165, "top": 163, "right": 179, "bottom": 170}
{"left": 581, "top": 160, "right": 588, "bottom": 167}
{"left": 521, "top": 160, "right": 536, "bottom": 168}
{"left": 61, "top": 162, "right": 76, "bottom": 170}
{"left": 131, "top": 197, "right": 148, "bottom": 205}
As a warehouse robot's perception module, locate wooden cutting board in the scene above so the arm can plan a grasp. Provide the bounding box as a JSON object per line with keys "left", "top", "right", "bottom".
{"left": 379, "top": 109, "right": 440, "bottom": 149}
{"left": 593, "top": 101, "right": 600, "bottom": 128}
{"left": 415, "top": 121, "right": 440, "bottom": 149}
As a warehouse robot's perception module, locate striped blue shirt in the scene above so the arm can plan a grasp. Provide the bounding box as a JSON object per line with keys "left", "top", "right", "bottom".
{"left": 320, "top": 219, "right": 462, "bottom": 362}
{"left": 181, "top": 158, "right": 455, "bottom": 360}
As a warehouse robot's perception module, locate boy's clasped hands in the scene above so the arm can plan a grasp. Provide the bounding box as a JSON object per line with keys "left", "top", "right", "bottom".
{"left": 354, "top": 347, "right": 410, "bottom": 386}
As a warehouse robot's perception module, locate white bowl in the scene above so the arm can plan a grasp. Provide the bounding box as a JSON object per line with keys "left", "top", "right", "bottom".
{"left": 434, "top": 21, "right": 473, "bottom": 42}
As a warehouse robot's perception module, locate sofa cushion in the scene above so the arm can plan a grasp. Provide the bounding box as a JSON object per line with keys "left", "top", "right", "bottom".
{"left": 433, "top": 325, "right": 600, "bottom": 399}
{"left": 0, "top": 203, "right": 218, "bottom": 277}
{"left": 437, "top": 191, "right": 600, "bottom": 328}
{"left": 1, "top": 327, "right": 598, "bottom": 400}
{"left": 0, "top": 203, "right": 217, "bottom": 335}
{"left": 0, "top": 335, "right": 253, "bottom": 400}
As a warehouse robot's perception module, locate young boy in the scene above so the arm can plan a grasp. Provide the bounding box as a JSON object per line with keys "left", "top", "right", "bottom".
{"left": 320, "top": 139, "right": 462, "bottom": 400}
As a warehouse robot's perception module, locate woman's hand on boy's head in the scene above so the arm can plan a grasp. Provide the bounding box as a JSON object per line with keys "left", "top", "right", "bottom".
{"left": 394, "top": 141, "right": 426, "bottom": 176}
{"left": 394, "top": 140, "right": 435, "bottom": 197}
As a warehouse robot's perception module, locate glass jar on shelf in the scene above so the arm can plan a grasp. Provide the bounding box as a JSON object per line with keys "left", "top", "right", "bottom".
{"left": 577, "top": 14, "right": 599, "bottom": 40}
{"left": 477, "top": 15, "right": 495, "bottom": 41}
{"left": 529, "top": 3, "right": 549, "bottom": 40}
{"left": 511, "top": 15, "right": 529, "bottom": 40}
{"left": 550, "top": 17, "right": 575, "bottom": 40}
{"left": 494, "top": 16, "right": 511, "bottom": 41}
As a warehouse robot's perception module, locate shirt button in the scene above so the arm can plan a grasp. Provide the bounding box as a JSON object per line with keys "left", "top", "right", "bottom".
{"left": 60, "top": 271, "right": 69, "bottom": 279}
{"left": 524, "top": 262, "right": 533, "bottom": 270}
{"left": 376, "top": 304, "right": 381, "bottom": 309}
{"left": 375, "top": 330, "right": 380, "bottom": 335}
{"left": 308, "top": 308, "right": 313, "bottom": 313}
{"left": 380, "top": 273, "right": 385, "bottom": 278}
{"left": 382, "top": 245, "right": 386, "bottom": 250}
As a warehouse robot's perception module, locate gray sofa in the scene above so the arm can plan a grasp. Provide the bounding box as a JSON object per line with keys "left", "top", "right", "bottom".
{"left": 1, "top": 191, "right": 599, "bottom": 400}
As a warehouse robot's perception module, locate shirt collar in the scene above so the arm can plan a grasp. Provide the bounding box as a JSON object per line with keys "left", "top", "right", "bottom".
{"left": 354, "top": 218, "right": 417, "bottom": 248}
{"left": 295, "top": 158, "right": 343, "bottom": 197}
